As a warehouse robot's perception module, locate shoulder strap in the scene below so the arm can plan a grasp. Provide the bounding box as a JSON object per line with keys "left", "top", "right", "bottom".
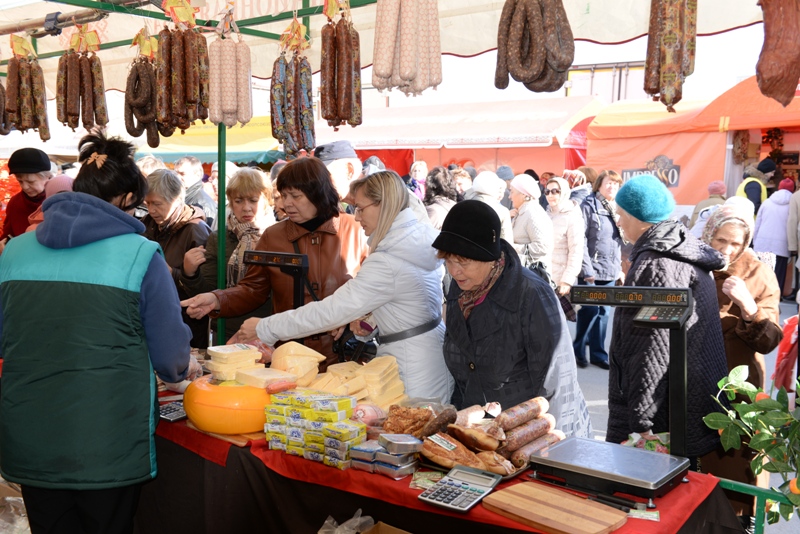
{"left": 292, "top": 240, "right": 320, "bottom": 302}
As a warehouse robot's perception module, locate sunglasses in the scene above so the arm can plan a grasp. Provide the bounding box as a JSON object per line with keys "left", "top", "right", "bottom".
{"left": 545, "top": 189, "right": 561, "bottom": 196}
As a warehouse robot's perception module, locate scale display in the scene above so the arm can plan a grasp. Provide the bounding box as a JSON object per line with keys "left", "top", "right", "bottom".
{"left": 570, "top": 287, "right": 690, "bottom": 307}
{"left": 243, "top": 251, "right": 307, "bottom": 267}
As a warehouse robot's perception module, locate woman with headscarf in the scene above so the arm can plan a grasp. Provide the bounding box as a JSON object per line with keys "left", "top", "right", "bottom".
{"left": 608, "top": 174, "right": 729, "bottom": 467}
{"left": 699, "top": 204, "right": 782, "bottom": 529}
{"left": 142, "top": 169, "right": 211, "bottom": 347}
{"left": 545, "top": 176, "right": 585, "bottom": 314}
{"left": 432, "top": 200, "right": 592, "bottom": 437}
{"left": 466, "top": 171, "right": 514, "bottom": 243}
{"left": 236, "top": 171, "right": 453, "bottom": 401}
{"left": 573, "top": 170, "right": 624, "bottom": 369}
{"left": 180, "top": 168, "right": 275, "bottom": 340}
{"left": 182, "top": 157, "right": 369, "bottom": 371}
{"left": 509, "top": 173, "right": 553, "bottom": 273}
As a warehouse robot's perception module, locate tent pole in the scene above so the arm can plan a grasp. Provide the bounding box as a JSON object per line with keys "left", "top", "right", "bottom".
{"left": 235, "top": 0, "right": 378, "bottom": 27}
{"left": 216, "top": 123, "right": 227, "bottom": 345}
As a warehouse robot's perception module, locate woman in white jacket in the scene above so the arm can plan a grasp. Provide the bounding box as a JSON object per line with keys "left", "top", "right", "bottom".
{"left": 509, "top": 173, "right": 553, "bottom": 272}
{"left": 545, "top": 176, "right": 585, "bottom": 298}
{"left": 238, "top": 171, "right": 454, "bottom": 402}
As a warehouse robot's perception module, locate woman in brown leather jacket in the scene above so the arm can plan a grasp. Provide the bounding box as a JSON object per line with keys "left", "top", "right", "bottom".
{"left": 182, "top": 158, "right": 369, "bottom": 370}
{"left": 142, "top": 169, "right": 211, "bottom": 348}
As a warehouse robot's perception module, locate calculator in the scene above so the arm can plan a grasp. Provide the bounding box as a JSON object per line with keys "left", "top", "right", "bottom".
{"left": 159, "top": 401, "right": 187, "bottom": 422}
{"left": 418, "top": 465, "right": 502, "bottom": 512}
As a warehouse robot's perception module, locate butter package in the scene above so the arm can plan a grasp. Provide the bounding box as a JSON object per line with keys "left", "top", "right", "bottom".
{"left": 265, "top": 414, "right": 286, "bottom": 426}
{"left": 270, "top": 392, "right": 294, "bottom": 406}
{"left": 303, "top": 450, "right": 324, "bottom": 462}
{"left": 269, "top": 441, "right": 287, "bottom": 452}
{"left": 376, "top": 460, "right": 418, "bottom": 480}
{"left": 265, "top": 423, "right": 285, "bottom": 435}
{"left": 304, "top": 419, "right": 327, "bottom": 432}
{"left": 324, "top": 434, "right": 367, "bottom": 453}
{"left": 378, "top": 434, "right": 423, "bottom": 454}
{"left": 323, "top": 421, "right": 366, "bottom": 441}
{"left": 305, "top": 441, "right": 326, "bottom": 453}
{"left": 306, "top": 409, "right": 352, "bottom": 423}
{"left": 288, "top": 437, "right": 305, "bottom": 448}
{"left": 265, "top": 404, "right": 288, "bottom": 416}
{"left": 286, "top": 445, "right": 304, "bottom": 457}
{"left": 265, "top": 432, "right": 287, "bottom": 444}
{"left": 351, "top": 458, "right": 376, "bottom": 473}
{"left": 286, "top": 407, "right": 313, "bottom": 420}
{"left": 286, "top": 427, "right": 305, "bottom": 442}
{"left": 311, "top": 396, "right": 357, "bottom": 412}
{"left": 351, "top": 440, "right": 387, "bottom": 462}
{"left": 304, "top": 431, "right": 325, "bottom": 445}
{"left": 291, "top": 390, "right": 336, "bottom": 408}
{"left": 376, "top": 451, "right": 417, "bottom": 466}
{"left": 325, "top": 447, "right": 349, "bottom": 461}
{"left": 287, "top": 417, "right": 306, "bottom": 429}
{"left": 324, "top": 456, "right": 352, "bottom": 470}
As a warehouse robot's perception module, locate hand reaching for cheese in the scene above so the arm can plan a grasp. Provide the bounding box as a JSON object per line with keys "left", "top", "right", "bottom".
{"left": 180, "top": 293, "right": 220, "bottom": 319}
{"left": 237, "top": 317, "right": 261, "bottom": 343}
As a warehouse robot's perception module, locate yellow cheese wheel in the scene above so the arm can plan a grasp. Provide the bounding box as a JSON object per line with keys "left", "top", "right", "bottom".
{"left": 183, "top": 375, "right": 270, "bottom": 434}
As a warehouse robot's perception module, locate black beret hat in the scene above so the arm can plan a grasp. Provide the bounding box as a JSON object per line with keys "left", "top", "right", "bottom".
{"left": 8, "top": 148, "right": 51, "bottom": 175}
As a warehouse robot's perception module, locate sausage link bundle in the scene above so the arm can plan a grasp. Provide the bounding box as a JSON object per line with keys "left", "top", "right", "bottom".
{"left": 54, "top": 50, "right": 107, "bottom": 134}
{"left": 371, "top": 0, "right": 442, "bottom": 96}
{"left": 90, "top": 54, "right": 109, "bottom": 127}
{"left": 495, "top": 0, "right": 573, "bottom": 93}
{"left": 643, "top": 0, "right": 697, "bottom": 112}
{"left": 5, "top": 57, "right": 20, "bottom": 125}
{"left": 270, "top": 44, "right": 316, "bottom": 153}
{"left": 2, "top": 55, "right": 52, "bottom": 141}
{"left": 79, "top": 55, "right": 95, "bottom": 130}
{"left": 155, "top": 28, "right": 173, "bottom": 125}
{"left": 30, "top": 60, "right": 50, "bottom": 142}
{"left": 0, "top": 84, "right": 9, "bottom": 136}
{"left": 756, "top": 0, "right": 800, "bottom": 107}
{"left": 317, "top": 12, "right": 362, "bottom": 131}
{"left": 17, "top": 59, "right": 34, "bottom": 132}
{"left": 207, "top": 34, "right": 252, "bottom": 129}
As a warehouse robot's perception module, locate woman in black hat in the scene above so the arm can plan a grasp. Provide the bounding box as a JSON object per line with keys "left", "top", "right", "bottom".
{"left": 432, "top": 200, "right": 592, "bottom": 438}
{"left": 1, "top": 148, "right": 53, "bottom": 249}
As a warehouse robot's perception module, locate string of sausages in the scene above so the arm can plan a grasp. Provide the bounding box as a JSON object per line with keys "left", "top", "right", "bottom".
{"left": 495, "top": 0, "right": 574, "bottom": 93}
{"left": 208, "top": 33, "right": 253, "bottom": 129}
{"left": 756, "top": 0, "right": 800, "bottom": 107}
{"left": 2, "top": 55, "right": 51, "bottom": 141}
{"left": 643, "top": 0, "right": 697, "bottom": 113}
{"left": 371, "top": 0, "right": 442, "bottom": 96}
{"left": 55, "top": 50, "right": 108, "bottom": 134}
{"left": 319, "top": 14, "right": 362, "bottom": 130}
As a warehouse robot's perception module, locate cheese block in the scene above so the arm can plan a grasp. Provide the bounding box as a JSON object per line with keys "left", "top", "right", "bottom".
{"left": 357, "top": 359, "right": 398, "bottom": 382}
{"left": 212, "top": 364, "right": 262, "bottom": 381}
{"left": 207, "top": 344, "right": 261, "bottom": 364}
{"left": 358, "top": 356, "right": 396, "bottom": 373}
{"left": 296, "top": 367, "right": 319, "bottom": 387}
{"left": 377, "top": 394, "right": 409, "bottom": 412}
{"left": 369, "top": 381, "right": 406, "bottom": 407}
{"left": 272, "top": 341, "right": 327, "bottom": 364}
{"left": 327, "top": 361, "right": 363, "bottom": 380}
{"left": 235, "top": 367, "right": 299, "bottom": 388}
{"left": 334, "top": 375, "right": 367, "bottom": 396}
{"left": 309, "top": 373, "right": 337, "bottom": 391}
{"left": 285, "top": 359, "right": 320, "bottom": 380}
{"left": 206, "top": 359, "right": 261, "bottom": 373}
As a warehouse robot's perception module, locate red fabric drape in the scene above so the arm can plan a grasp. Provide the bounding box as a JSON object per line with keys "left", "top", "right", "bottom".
{"left": 355, "top": 149, "right": 415, "bottom": 177}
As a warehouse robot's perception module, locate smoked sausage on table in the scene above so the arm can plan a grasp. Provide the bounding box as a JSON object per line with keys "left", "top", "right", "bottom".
{"left": 495, "top": 397, "right": 549, "bottom": 431}
{"left": 510, "top": 430, "right": 565, "bottom": 467}
{"left": 496, "top": 413, "right": 556, "bottom": 454}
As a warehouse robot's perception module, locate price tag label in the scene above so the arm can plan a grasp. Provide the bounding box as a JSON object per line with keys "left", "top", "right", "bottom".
{"left": 428, "top": 434, "right": 456, "bottom": 451}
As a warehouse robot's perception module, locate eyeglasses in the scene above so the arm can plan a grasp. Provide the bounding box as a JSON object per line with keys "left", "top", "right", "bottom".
{"left": 544, "top": 189, "right": 561, "bottom": 196}
{"left": 353, "top": 202, "right": 378, "bottom": 215}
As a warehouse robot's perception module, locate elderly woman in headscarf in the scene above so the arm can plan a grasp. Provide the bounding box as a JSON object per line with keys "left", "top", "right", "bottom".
{"left": 466, "top": 171, "right": 514, "bottom": 243}
{"left": 545, "top": 176, "right": 585, "bottom": 307}
{"left": 698, "top": 204, "right": 782, "bottom": 528}
{"left": 509, "top": 173, "right": 553, "bottom": 273}
{"left": 433, "top": 200, "right": 592, "bottom": 437}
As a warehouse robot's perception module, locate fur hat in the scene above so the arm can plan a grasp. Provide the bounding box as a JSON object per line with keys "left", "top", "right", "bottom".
{"left": 615, "top": 174, "right": 675, "bottom": 223}
{"left": 495, "top": 165, "right": 514, "bottom": 181}
{"left": 432, "top": 200, "right": 501, "bottom": 261}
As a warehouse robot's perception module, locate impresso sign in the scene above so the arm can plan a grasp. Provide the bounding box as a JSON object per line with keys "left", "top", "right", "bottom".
{"left": 623, "top": 155, "right": 681, "bottom": 188}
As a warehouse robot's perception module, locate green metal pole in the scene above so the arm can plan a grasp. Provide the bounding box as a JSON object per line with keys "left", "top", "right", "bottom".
{"left": 216, "top": 123, "right": 227, "bottom": 345}
{"left": 231, "top": 0, "right": 378, "bottom": 27}
{"left": 0, "top": 38, "right": 131, "bottom": 66}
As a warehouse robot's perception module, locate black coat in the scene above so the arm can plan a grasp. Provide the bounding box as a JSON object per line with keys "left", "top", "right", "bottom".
{"left": 580, "top": 192, "right": 622, "bottom": 281}
{"left": 607, "top": 220, "right": 728, "bottom": 457}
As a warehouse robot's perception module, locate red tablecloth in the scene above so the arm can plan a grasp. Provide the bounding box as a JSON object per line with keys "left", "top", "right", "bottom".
{"left": 250, "top": 442, "right": 719, "bottom": 533}
{"left": 154, "top": 421, "right": 239, "bottom": 467}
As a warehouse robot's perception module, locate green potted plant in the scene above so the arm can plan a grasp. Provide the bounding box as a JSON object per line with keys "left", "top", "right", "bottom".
{"left": 703, "top": 365, "right": 800, "bottom": 525}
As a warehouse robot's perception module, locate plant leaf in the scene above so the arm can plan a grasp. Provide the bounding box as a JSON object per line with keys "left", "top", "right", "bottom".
{"left": 777, "top": 387, "right": 789, "bottom": 409}
{"left": 762, "top": 412, "right": 794, "bottom": 428}
{"left": 720, "top": 427, "right": 741, "bottom": 451}
{"left": 754, "top": 398, "right": 784, "bottom": 411}
{"left": 729, "top": 365, "right": 749, "bottom": 384}
{"left": 779, "top": 502, "right": 794, "bottom": 521}
{"left": 787, "top": 492, "right": 800, "bottom": 507}
{"left": 748, "top": 432, "right": 778, "bottom": 450}
{"left": 704, "top": 412, "right": 732, "bottom": 430}
{"left": 737, "top": 381, "right": 758, "bottom": 396}
{"left": 735, "top": 402, "right": 763, "bottom": 416}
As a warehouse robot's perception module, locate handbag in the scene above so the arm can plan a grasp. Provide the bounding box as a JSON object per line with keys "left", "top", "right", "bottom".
{"left": 291, "top": 241, "right": 377, "bottom": 363}
{"left": 523, "top": 244, "right": 556, "bottom": 290}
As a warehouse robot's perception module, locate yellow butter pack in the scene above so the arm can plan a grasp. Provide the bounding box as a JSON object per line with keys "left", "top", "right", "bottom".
{"left": 311, "top": 396, "right": 357, "bottom": 412}
{"left": 323, "top": 421, "right": 366, "bottom": 441}
{"left": 266, "top": 432, "right": 287, "bottom": 444}
{"left": 265, "top": 423, "right": 285, "bottom": 434}
{"left": 323, "top": 433, "right": 367, "bottom": 452}
{"left": 323, "top": 456, "right": 351, "bottom": 470}
{"left": 270, "top": 392, "right": 294, "bottom": 406}
{"left": 269, "top": 441, "right": 286, "bottom": 452}
{"left": 307, "top": 409, "right": 353, "bottom": 423}
{"left": 305, "top": 441, "right": 325, "bottom": 453}
{"left": 286, "top": 407, "right": 313, "bottom": 420}
{"left": 304, "top": 431, "right": 325, "bottom": 445}
{"left": 303, "top": 450, "right": 325, "bottom": 462}
{"left": 286, "top": 445, "right": 304, "bottom": 457}
{"left": 265, "top": 414, "right": 286, "bottom": 425}
{"left": 265, "top": 404, "right": 287, "bottom": 416}
{"left": 290, "top": 390, "right": 333, "bottom": 407}
{"left": 325, "top": 447, "right": 349, "bottom": 461}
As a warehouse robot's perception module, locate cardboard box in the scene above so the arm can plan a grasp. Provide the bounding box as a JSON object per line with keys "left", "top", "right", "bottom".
{"left": 363, "top": 522, "right": 411, "bottom": 534}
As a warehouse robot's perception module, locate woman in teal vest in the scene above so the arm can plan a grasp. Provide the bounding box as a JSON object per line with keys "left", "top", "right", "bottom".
{"left": 0, "top": 132, "right": 201, "bottom": 533}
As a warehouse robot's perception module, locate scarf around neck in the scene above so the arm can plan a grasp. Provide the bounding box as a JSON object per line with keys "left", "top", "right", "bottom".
{"left": 226, "top": 212, "right": 263, "bottom": 286}
{"left": 458, "top": 252, "right": 506, "bottom": 320}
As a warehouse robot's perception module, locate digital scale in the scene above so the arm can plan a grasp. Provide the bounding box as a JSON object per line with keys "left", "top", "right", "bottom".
{"left": 570, "top": 286, "right": 692, "bottom": 459}
{"left": 417, "top": 465, "right": 502, "bottom": 512}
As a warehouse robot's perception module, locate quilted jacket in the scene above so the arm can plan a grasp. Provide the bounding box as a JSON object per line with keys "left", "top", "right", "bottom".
{"left": 607, "top": 219, "right": 729, "bottom": 457}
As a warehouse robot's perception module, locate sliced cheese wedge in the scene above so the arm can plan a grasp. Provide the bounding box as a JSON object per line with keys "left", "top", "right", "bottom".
{"left": 205, "top": 359, "right": 260, "bottom": 372}
{"left": 367, "top": 380, "right": 406, "bottom": 408}
{"left": 272, "top": 341, "right": 326, "bottom": 364}
{"left": 327, "top": 361, "right": 363, "bottom": 380}
{"left": 207, "top": 344, "right": 261, "bottom": 364}
{"left": 377, "top": 393, "right": 409, "bottom": 412}
{"left": 334, "top": 375, "right": 367, "bottom": 396}
{"left": 296, "top": 367, "right": 319, "bottom": 387}
{"left": 235, "top": 367, "right": 298, "bottom": 388}
{"left": 212, "top": 364, "right": 262, "bottom": 382}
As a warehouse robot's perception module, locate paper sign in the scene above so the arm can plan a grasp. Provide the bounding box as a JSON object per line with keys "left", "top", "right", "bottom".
{"left": 10, "top": 34, "right": 36, "bottom": 57}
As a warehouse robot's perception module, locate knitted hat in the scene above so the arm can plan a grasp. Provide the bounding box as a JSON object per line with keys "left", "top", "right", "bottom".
{"left": 510, "top": 174, "right": 540, "bottom": 200}
{"left": 707, "top": 180, "right": 726, "bottom": 196}
{"left": 313, "top": 140, "right": 358, "bottom": 162}
{"left": 615, "top": 174, "right": 676, "bottom": 223}
{"left": 8, "top": 147, "right": 51, "bottom": 175}
{"left": 432, "top": 200, "right": 502, "bottom": 261}
{"left": 463, "top": 166, "right": 478, "bottom": 180}
{"left": 757, "top": 157, "right": 776, "bottom": 175}
{"left": 44, "top": 175, "right": 74, "bottom": 198}
{"left": 495, "top": 165, "right": 514, "bottom": 181}
{"left": 780, "top": 178, "right": 795, "bottom": 192}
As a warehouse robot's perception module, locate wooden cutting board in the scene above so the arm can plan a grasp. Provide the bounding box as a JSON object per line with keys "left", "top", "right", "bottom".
{"left": 186, "top": 420, "right": 265, "bottom": 447}
{"left": 482, "top": 481, "right": 627, "bottom": 534}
